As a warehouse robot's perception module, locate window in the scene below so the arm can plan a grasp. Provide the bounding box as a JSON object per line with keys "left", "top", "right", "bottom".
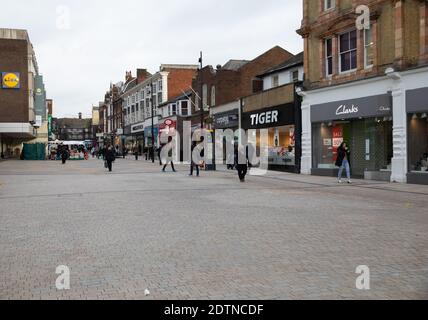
{"left": 181, "top": 101, "right": 189, "bottom": 116}
{"left": 324, "top": 0, "right": 335, "bottom": 11}
{"left": 272, "top": 75, "right": 279, "bottom": 88}
{"left": 158, "top": 92, "right": 163, "bottom": 105}
{"left": 211, "top": 86, "right": 216, "bottom": 107}
{"left": 170, "top": 104, "right": 177, "bottom": 116}
{"left": 136, "top": 103, "right": 139, "bottom": 112}
{"left": 339, "top": 30, "right": 357, "bottom": 73}
{"left": 195, "top": 93, "right": 200, "bottom": 111}
{"left": 364, "top": 28, "right": 374, "bottom": 68}
{"left": 202, "top": 84, "right": 208, "bottom": 110}
{"left": 153, "top": 83, "right": 157, "bottom": 94}
{"left": 325, "top": 38, "right": 333, "bottom": 76}
{"left": 291, "top": 70, "right": 299, "bottom": 82}
{"left": 158, "top": 80, "right": 163, "bottom": 91}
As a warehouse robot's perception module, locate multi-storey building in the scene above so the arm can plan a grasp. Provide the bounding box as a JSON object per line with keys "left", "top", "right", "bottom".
{"left": 52, "top": 113, "right": 92, "bottom": 142}
{"left": 122, "top": 65, "right": 197, "bottom": 152}
{"left": 0, "top": 28, "right": 39, "bottom": 159}
{"left": 192, "top": 46, "right": 295, "bottom": 135}
{"left": 297, "top": 0, "right": 428, "bottom": 184}
{"left": 241, "top": 53, "right": 304, "bottom": 173}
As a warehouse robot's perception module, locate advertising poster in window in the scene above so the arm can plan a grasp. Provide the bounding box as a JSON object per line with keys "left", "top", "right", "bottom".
{"left": 332, "top": 125, "right": 344, "bottom": 162}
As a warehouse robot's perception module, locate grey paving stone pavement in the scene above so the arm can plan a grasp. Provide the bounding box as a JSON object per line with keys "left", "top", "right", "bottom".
{"left": 0, "top": 159, "right": 427, "bottom": 300}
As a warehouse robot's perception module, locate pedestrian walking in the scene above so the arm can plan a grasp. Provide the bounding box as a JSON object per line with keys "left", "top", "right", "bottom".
{"left": 105, "top": 146, "right": 116, "bottom": 172}
{"left": 189, "top": 141, "right": 200, "bottom": 177}
{"left": 336, "top": 142, "right": 352, "bottom": 184}
{"left": 61, "top": 146, "right": 69, "bottom": 165}
{"left": 235, "top": 145, "right": 248, "bottom": 182}
{"left": 162, "top": 137, "right": 176, "bottom": 172}
{"left": 122, "top": 146, "right": 127, "bottom": 159}
{"left": 133, "top": 145, "right": 139, "bottom": 161}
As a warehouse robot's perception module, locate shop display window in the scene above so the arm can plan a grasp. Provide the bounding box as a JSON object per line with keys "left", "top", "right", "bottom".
{"left": 312, "top": 118, "right": 393, "bottom": 176}
{"left": 254, "top": 125, "right": 296, "bottom": 167}
{"left": 408, "top": 113, "right": 428, "bottom": 174}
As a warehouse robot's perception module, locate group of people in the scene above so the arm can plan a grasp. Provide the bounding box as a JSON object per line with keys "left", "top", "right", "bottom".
{"left": 94, "top": 140, "right": 354, "bottom": 184}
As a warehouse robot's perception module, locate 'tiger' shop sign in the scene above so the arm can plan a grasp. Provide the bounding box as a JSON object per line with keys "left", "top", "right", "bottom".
{"left": 2, "top": 72, "right": 21, "bottom": 89}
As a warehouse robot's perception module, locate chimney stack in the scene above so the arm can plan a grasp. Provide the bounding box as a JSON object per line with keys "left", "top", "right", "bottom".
{"left": 136, "top": 69, "right": 150, "bottom": 84}
{"left": 125, "top": 71, "right": 133, "bottom": 82}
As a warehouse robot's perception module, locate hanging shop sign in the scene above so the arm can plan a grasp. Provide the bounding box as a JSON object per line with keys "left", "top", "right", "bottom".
{"left": 311, "top": 93, "right": 392, "bottom": 122}
{"left": 2, "top": 72, "right": 20, "bottom": 89}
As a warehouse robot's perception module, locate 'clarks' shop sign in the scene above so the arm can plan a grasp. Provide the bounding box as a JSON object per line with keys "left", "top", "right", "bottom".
{"left": 311, "top": 93, "right": 392, "bottom": 122}
{"left": 242, "top": 104, "right": 294, "bottom": 129}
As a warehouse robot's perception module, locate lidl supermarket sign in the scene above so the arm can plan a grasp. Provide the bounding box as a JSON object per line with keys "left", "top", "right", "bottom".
{"left": 2, "top": 72, "right": 21, "bottom": 89}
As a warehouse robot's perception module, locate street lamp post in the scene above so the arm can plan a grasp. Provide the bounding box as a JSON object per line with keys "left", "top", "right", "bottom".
{"left": 151, "top": 81, "right": 155, "bottom": 164}
{"left": 199, "top": 51, "right": 204, "bottom": 133}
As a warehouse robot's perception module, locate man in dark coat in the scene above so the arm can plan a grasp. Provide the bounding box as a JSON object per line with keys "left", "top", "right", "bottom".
{"left": 235, "top": 145, "right": 249, "bottom": 182}
{"left": 189, "top": 141, "right": 200, "bottom": 177}
{"left": 105, "top": 146, "right": 116, "bottom": 172}
{"left": 61, "top": 146, "right": 69, "bottom": 165}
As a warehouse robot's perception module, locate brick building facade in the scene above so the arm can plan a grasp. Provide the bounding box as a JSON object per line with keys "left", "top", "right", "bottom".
{"left": 191, "top": 46, "right": 295, "bottom": 130}
{"left": 0, "top": 29, "right": 39, "bottom": 159}
{"left": 297, "top": 0, "right": 428, "bottom": 185}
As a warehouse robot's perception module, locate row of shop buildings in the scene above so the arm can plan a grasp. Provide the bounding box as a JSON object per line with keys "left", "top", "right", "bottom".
{"left": 0, "top": 28, "right": 53, "bottom": 159}
{"left": 93, "top": 0, "right": 428, "bottom": 185}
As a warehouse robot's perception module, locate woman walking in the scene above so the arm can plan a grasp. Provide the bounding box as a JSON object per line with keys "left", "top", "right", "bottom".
{"left": 336, "top": 142, "right": 352, "bottom": 184}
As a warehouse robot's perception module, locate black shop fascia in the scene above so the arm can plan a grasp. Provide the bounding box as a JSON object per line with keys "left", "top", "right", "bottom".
{"left": 241, "top": 99, "right": 302, "bottom": 174}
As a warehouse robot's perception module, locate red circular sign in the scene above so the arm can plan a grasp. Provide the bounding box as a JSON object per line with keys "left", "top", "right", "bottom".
{"left": 164, "top": 119, "right": 173, "bottom": 126}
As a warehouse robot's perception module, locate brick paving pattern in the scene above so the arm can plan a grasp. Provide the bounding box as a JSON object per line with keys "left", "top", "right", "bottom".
{"left": 0, "top": 159, "right": 427, "bottom": 300}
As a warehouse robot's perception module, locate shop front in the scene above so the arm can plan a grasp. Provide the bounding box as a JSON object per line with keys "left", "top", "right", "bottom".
{"left": 241, "top": 103, "right": 301, "bottom": 173}
{"left": 213, "top": 110, "right": 240, "bottom": 161}
{"left": 144, "top": 126, "right": 159, "bottom": 149}
{"left": 311, "top": 94, "right": 393, "bottom": 181}
{"left": 130, "top": 122, "right": 145, "bottom": 154}
{"left": 406, "top": 87, "right": 428, "bottom": 185}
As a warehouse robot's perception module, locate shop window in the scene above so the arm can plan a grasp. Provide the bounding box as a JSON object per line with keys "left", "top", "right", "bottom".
{"left": 339, "top": 30, "right": 357, "bottom": 73}
{"left": 254, "top": 125, "right": 296, "bottom": 167}
{"left": 312, "top": 118, "right": 393, "bottom": 176}
{"left": 408, "top": 113, "right": 428, "bottom": 173}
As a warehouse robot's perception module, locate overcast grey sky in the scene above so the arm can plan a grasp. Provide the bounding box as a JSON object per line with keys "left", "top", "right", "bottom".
{"left": 1, "top": 0, "right": 303, "bottom": 118}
